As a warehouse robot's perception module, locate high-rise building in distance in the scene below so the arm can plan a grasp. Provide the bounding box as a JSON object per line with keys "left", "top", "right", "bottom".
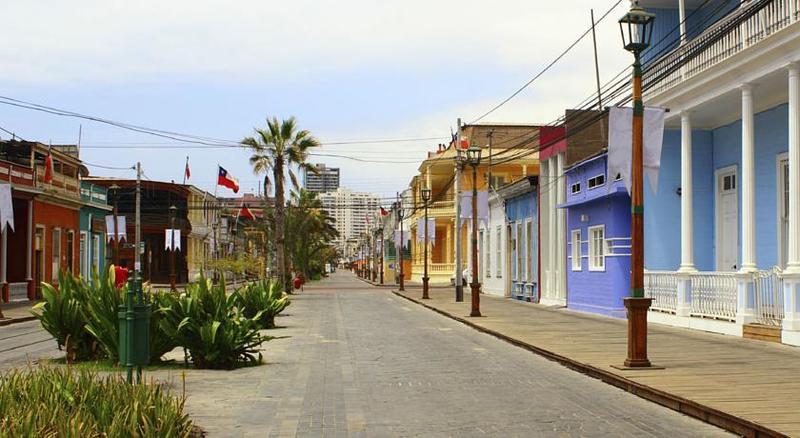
{"left": 304, "top": 163, "right": 340, "bottom": 193}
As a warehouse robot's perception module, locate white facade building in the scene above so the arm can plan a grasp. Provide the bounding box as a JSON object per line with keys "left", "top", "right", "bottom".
{"left": 318, "top": 187, "right": 381, "bottom": 258}
{"left": 478, "top": 192, "right": 508, "bottom": 297}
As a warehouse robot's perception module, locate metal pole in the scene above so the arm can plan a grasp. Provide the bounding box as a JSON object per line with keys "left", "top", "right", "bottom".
{"left": 422, "top": 197, "right": 430, "bottom": 299}
{"left": 113, "top": 191, "right": 119, "bottom": 266}
{"left": 470, "top": 163, "right": 481, "bottom": 317}
{"left": 135, "top": 163, "right": 142, "bottom": 276}
{"left": 591, "top": 9, "right": 603, "bottom": 110}
{"left": 169, "top": 206, "right": 176, "bottom": 292}
{"left": 487, "top": 130, "right": 494, "bottom": 190}
{"left": 454, "top": 119, "right": 464, "bottom": 302}
{"left": 380, "top": 230, "right": 384, "bottom": 285}
{"left": 398, "top": 198, "right": 405, "bottom": 292}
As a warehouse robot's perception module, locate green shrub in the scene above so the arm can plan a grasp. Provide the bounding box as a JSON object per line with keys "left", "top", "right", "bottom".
{"left": 158, "top": 277, "right": 271, "bottom": 369}
{"left": 82, "top": 268, "right": 124, "bottom": 360}
{"left": 32, "top": 271, "right": 96, "bottom": 362}
{"left": 147, "top": 290, "right": 180, "bottom": 362}
{"left": 234, "top": 280, "right": 290, "bottom": 329}
{"left": 0, "top": 365, "right": 194, "bottom": 437}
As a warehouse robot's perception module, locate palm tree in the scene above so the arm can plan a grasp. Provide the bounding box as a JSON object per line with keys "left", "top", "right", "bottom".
{"left": 242, "top": 117, "right": 320, "bottom": 291}
{"left": 285, "top": 189, "right": 339, "bottom": 280}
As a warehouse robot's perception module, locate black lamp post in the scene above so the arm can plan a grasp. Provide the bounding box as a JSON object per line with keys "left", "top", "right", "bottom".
{"left": 466, "top": 144, "right": 482, "bottom": 317}
{"left": 169, "top": 205, "right": 177, "bottom": 292}
{"left": 377, "top": 226, "right": 384, "bottom": 285}
{"left": 421, "top": 187, "right": 432, "bottom": 299}
{"left": 619, "top": 0, "right": 656, "bottom": 368}
{"left": 395, "top": 200, "right": 405, "bottom": 291}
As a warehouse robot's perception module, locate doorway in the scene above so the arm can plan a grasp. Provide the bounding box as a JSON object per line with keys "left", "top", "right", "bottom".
{"left": 716, "top": 166, "right": 739, "bottom": 271}
{"left": 34, "top": 226, "right": 44, "bottom": 298}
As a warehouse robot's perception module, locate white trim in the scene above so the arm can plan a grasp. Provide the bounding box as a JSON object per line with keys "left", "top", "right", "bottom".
{"left": 588, "top": 225, "right": 606, "bottom": 272}
{"left": 525, "top": 218, "right": 533, "bottom": 282}
{"left": 79, "top": 230, "right": 89, "bottom": 279}
{"left": 777, "top": 152, "right": 789, "bottom": 268}
{"left": 715, "top": 165, "right": 739, "bottom": 271}
{"left": 571, "top": 229, "right": 582, "bottom": 271}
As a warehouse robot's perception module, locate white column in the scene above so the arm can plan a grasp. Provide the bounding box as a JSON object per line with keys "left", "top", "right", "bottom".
{"left": 26, "top": 199, "right": 32, "bottom": 281}
{"left": 679, "top": 0, "right": 687, "bottom": 44}
{"left": 676, "top": 112, "right": 695, "bottom": 316}
{"left": 1, "top": 227, "right": 7, "bottom": 284}
{"left": 556, "top": 152, "right": 567, "bottom": 303}
{"left": 737, "top": 84, "right": 757, "bottom": 325}
{"left": 782, "top": 64, "right": 800, "bottom": 339}
{"left": 548, "top": 157, "right": 557, "bottom": 300}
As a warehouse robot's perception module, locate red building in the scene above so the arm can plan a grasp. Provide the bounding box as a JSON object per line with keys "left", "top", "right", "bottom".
{"left": 1, "top": 140, "right": 83, "bottom": 301}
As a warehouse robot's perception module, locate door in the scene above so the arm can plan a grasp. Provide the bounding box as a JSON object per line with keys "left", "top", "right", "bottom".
{"left": 716, "top": 167, "right": 739, "bottom": 271}
{"left": 34, "top": 227, "right": 44, "bottom": 298}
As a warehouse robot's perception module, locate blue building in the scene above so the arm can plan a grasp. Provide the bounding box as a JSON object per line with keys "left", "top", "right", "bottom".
{"left": 559, "top": 153, "right": 630, "bottom": 317}
{"left": 637, "top": 0, "right": 800, "bottom": 344}
{"left": 497, "top": 176, "right": 538, "bottom": 302}
{"left": 79, "top": 181, "right": 110, "bottom": 282}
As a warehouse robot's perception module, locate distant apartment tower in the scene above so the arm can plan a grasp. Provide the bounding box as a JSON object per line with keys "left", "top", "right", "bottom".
{"left": 318, "top": 187, "right": 381, "bottom": 257}
{"left": 304, "top": 163, "right": 340, "bottom": 193}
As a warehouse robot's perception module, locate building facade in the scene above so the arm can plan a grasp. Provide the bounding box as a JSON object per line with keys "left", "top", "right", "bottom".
{"left": 304, "top": 163, "right": 340, "bottom": 193}
{"left": 497, "top": 176, "right": 538, "bottom": 301}
{"left": 478, "top": 192, "right": 508, "bottom": 297}
{"left": 636, "top": 0, "right": 800, "bottom": 345}
{"left": 79, "top": 181, "right": 110, "bottom": 282}
{"left": 186, "top": 186, "right": 218, "bottom": 280}
{"left": 319, "top": 187, "right": 381, "bottom": 257}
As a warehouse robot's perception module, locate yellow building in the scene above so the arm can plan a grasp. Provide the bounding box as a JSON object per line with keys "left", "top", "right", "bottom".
{"left": 408, "top": 124, "right": 540, "bottom": 285}
{"left": 186, "top": 186, "right": 218, "bottom": 280}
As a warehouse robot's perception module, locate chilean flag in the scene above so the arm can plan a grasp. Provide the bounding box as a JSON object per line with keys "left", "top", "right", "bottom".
{"left": 379, "top": 206, "right": 389, "bottom": 217}
{"left": 217, "top": 166, "right": 239, "bottom": 193}
{"left": 44, "top": 147, "right": 54, "bottom": 184}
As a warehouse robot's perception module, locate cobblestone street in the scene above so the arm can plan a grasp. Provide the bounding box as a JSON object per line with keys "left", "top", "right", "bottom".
{"left": 175, "top": 272, "right": 729, "bottom": 437}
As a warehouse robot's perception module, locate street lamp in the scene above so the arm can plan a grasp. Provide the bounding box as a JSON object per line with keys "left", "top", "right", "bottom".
{"left": 109, "top": 184, "right": 120, "bottom": 266}
{"left": 169, "top": 205, "right": 177, "bottom": 292}
{"left": 395, "top": 200, "right": 405, "bottom": 291}
{"left": 377, "top": 226, "right": 384, "bottom": 285}
{"left": 619, "top": 0, "right": 655, "bottom": 368}
{"left": 466, "top": 145, "right": 482, "bottom": 317}
{"left": 421, "top": 187, "right": 432, "bottom": 299}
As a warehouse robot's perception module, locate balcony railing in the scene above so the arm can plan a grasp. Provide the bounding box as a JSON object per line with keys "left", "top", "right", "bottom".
{"left": 691, "top": 272, "right": 738, "bottom": 321}
{"left": 646, "top": 0, "right": 799, "bottom": 98}
{"left": 644, "top": 270, "right": 678, "bottom": 313}
{"left": 0, "top": 160, "right": 34, "bottom": 187}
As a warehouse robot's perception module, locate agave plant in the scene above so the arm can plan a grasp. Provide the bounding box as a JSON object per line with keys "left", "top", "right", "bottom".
{"left": 32, "top": 271, "right": 95, "bottom": 362}
{"left": 0, "top": 365, "right": 194, "bottom": 437}
{"left": 234, "top": 280, "right": 290, "bottom": 329}
{"left": 158, "top": 276, "right": 271, "bottom": 369}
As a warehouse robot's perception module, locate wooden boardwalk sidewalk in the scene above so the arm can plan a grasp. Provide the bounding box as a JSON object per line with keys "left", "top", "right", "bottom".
{"left": 394, "top": 287, "right": 800, "bottom": 437}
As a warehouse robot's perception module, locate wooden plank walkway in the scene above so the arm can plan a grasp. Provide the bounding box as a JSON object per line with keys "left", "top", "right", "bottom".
{"left": 395, "top": 287, "right": 800, "bottom": 436}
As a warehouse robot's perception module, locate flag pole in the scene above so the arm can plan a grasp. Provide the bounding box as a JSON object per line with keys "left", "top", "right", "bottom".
{"left": 182, "top": 156, "right": 189, "bottom": 185}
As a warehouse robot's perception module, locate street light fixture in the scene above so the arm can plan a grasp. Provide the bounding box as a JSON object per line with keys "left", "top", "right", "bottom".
{"left": 169, "top": 205, "right": 177, "bottom": 292}
{"left": 395, "top": 200, "right": 405, "bottom": 291}
{"left": 421, "top": 187, "right": 432, "bottom": 299}
{"left": 619, "top": 0, "right": 655, "bottom": 368}
{"left": 466, "top": 145, "right": 482, "bottom": 317}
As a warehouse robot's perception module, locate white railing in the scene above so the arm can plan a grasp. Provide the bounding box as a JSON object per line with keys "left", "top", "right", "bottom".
{"left": 691, "top": 272, "right": 738, "bottom": 321}
{"left": 644, "top": 271, "right": 678, "bottom": 313}
{"left": 753, "top": 267, "right": 785, "bottom": 326}
{"left": 9, "top": 282, "right": 28, "bottom": 302}
{"left": 646, "top": 0, "right": 800, "bottom": 97}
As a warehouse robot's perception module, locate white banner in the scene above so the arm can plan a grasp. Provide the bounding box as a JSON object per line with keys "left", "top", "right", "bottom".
{"left": 608, "top": 106, "right": 666, "bottom": 195}
{"left": 165, "top": 229, "right": 181, "bottom": 251}
{"left": 105, "top": 215, "right": 127, "bottom": 242}
{"left": 0, "top": 184, "right": 13, "bottom": 233}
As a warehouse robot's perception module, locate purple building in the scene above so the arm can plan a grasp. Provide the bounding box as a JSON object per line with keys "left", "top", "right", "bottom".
{"left": 558, "top": 152, "right": 631, "bottom": 318}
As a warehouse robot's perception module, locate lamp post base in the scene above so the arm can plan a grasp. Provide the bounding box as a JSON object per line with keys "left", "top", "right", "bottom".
{"left": 623, "top": 297, "right": 653, "bottom": 368}
{"left": 422, "top": 276, "right": 430, "bottom": 299}
{"left": 469, "top": 282, "right": 481, "bottom": 317}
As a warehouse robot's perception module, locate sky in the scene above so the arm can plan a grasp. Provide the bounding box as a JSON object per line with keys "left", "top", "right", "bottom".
{"left": 0, "top": 0, "right": 634, "bottom": 203}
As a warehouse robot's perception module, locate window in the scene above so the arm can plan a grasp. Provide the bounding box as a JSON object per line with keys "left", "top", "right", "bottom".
{"left": 489, "top": 175, "right": 505, "bottom": 190}
{"left": 92, "top": 235, "right": 101, "bottom": 274}
{"left": 495, "top": 226, "right": 502, "bottom": 278}
{"left": 779, "top": 156, "right": 789, "bottom": 268}
{"left": 571, "top": 230, "right": 582, "bottom": 271}
{"left": 723, "top": 173, "right": 736, "bottom": 191}
{"left": 525, "top": 220, "right": 533, "bottom": 282}
{"left": 52, "top": 228, "right": 61, "bottom": 280}
{"left": 588, "top": 174, "right": 606, "bottom": 189}
{"left": 485, "top": 229, "right": 491, "bottom": 277}
{"left": 79, "top": 232, "right": 88, "bottom": 278}
{"left": 516, "top": 222, "right": 524, "bottom": 281}
{"left": 571, "top": 182, "right": 581, "bottom": 194}
{"left": 588, "top": 225, "right": 605, "bottom": 271}
{"left": 66, "top": 231, "right": 74, "bottom": 273}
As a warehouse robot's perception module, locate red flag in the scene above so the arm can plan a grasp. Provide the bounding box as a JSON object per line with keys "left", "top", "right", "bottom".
{"left": 184, "top": 158, "right": 191, "bottom": 180}
{"left": 380, "top": 206, "right": 389, "bottom": 217}
{"left": 44, "top": 147, "right": 54, "bottom": 184}
{"left": 238, "top": 203, "right": 255, "bottom": 220}
{"left": 217, "top": 166, "right": 239, "bottom": 193}
{"left": 460, "top": 139, "right": 469, "bottom": 150}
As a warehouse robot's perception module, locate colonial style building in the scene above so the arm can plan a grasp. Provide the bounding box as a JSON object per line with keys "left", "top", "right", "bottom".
{"left": 78, "top": 181, "right": 110, "bottom": 282}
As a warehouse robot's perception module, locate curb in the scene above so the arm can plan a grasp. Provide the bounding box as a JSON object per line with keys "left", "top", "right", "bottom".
{"left": 391, "top": 290, "right": 785, "bottom": 438}
{"left": 0, "top": 316, "right": 37, "bottom": 327}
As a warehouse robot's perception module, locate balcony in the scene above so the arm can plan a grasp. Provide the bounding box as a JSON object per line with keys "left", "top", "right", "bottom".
{"left": 646, "top": 0, "right": 800, "bottom": 99}
{"left": 35, "top": 164, "right": 81, "bottom": 199}
{"left": 0, "top": 159, "right": 34, "bottom": 187}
